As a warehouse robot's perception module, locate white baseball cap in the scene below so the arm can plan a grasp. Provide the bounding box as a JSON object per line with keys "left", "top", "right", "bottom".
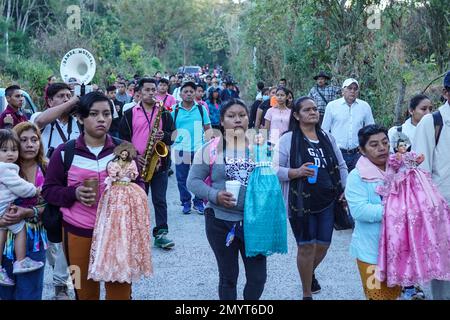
{"left": 342, "top": 78, "right": 359, "bottom": 89}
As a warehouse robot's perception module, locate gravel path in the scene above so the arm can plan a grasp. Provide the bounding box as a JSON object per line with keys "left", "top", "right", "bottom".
{"left": 42, "top": 172, "right": 431, "bottom": 300}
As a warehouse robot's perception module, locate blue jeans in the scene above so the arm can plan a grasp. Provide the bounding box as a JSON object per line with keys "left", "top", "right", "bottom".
{"left": 0, "top": 235, "right": 47, "bottom": 300}
{"left": 341, "top": 151, "right": 361, "bottom": 173}
{"left": 289, "top": 202, "right": 335, "bottom": 245}
{"left": 175, "top": 150, "right": 203, "bottom": 206}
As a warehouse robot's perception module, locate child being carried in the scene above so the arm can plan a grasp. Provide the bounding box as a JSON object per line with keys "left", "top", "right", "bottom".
{"left": 0, "top": 129, "right": 44, "bottom": 287}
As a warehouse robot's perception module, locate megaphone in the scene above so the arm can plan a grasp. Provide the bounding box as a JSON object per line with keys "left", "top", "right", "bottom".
{"left": 60, "top": 48, "right": 96, "bottom": 96}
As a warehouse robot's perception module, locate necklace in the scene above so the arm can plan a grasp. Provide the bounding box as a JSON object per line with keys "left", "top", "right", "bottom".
{"left": 279, "top": 106, "right": 287, "bottom": 123}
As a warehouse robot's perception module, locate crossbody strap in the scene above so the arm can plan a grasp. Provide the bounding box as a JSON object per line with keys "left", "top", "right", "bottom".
{"left": 315, "top": 85, "right": 329, "bottom": 105}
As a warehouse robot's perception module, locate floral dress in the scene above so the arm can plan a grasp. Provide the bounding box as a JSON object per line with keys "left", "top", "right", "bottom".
{"left": 88, "top": 160, "right": 152, "bottom": 283}
{"left": 376, "top": 152, "right": 450, "bottom": 287}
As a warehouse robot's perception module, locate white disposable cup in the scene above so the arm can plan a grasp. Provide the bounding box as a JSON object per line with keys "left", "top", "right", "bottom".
{"left": 226, "top": 180, "right": 241, "bottom": 206}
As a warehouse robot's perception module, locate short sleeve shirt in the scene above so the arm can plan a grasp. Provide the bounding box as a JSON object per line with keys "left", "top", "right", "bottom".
{"left": 30, "top": 112, "right": 81, "bottom": 156}
{"left": 264, "top": 107, "right": 291, "bottom": 144}
{"left": 301, "top": 138, "right": 335, "bottom": 212}
{"left": 171, "top": 103, "right": 211, "bottom": 152}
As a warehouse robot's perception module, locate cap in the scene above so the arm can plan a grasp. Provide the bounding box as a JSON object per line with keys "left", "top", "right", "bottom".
{"left": 67, "top": 77, "right": 79, "bottom": 84}
{"left": 342, "top": 78, "right": 359, "bottom": 89}
{"left": 444, "top": 70, "right": 450, "bottom": 88}
{"left": 180, "top": 81, "right": 197, "bottom": 91}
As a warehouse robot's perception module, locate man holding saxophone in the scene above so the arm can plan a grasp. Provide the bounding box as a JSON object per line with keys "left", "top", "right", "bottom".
{"left": 119, "top": 78, "right": 176, "bottom": 250}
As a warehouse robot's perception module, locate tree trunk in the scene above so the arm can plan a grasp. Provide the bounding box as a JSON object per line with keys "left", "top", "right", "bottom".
{"left": 394, "top": 78, "right": 406, "bottom": 125}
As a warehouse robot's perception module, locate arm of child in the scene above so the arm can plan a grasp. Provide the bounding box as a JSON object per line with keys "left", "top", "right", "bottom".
{"left": 3, "top": 167, "right": 37, "bottom": 198}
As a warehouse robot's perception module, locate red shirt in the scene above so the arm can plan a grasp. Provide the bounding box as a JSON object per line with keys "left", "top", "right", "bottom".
{"left": 0, "top": 105, "right": 28, "bottom": 129}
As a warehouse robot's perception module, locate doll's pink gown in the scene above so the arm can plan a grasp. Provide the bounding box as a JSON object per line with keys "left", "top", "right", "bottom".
{"left": 88, "top": 160, "right": 152, "bottom": 283}
{"left": 376, "top": 152, "right": 450, "bottom": 287}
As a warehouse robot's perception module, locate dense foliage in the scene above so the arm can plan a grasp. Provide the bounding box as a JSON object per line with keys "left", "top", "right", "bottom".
{"left": 0, "top": 0, "right": 448, "bottom": 126}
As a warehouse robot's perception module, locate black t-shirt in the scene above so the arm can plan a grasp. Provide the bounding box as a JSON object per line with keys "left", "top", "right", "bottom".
{"left": 258, "top": 100, "right": 271, "bottom": 127}
{"left": 301, "top": 137, "right": 336, "bottom": 213}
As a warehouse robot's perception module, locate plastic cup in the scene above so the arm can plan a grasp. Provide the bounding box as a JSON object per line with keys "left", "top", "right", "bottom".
{"left": 307, "top": 165, "right": 319, "bottom": 184}
{"left": 226, "top": 180, "right": 241, "bottom": 206}
{"left": 83, "top": 178, "right": 99, "bottom": 201}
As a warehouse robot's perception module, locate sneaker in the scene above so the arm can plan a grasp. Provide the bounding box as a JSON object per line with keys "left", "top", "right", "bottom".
{"left": 311, "top": 274, "right": 321, "bottom": 294}
{"left": 193, "top": 202, "right": 205, "bottom": 215}
{"left": 401, "top": 286, "right": 426, "bottom": 300}
{"left": 401, "top": 287, "right": 417, "bottom": 300}
{"left": 414, "top": 286, "right": 426, "bottom": 300}
{"left": 54, "top": 285, "right": 71, "bottom": 300}
{"left": 12, "top": 257, "right": 44, "bottom": 274}
{"left": 154, "top": 229, "right": 175, "bottom": 250}
{"left": 182, "top": 202, "right": 191, "bottom": 215}
{"left": 0, "top": 268, "right": 14, "bottom": 286}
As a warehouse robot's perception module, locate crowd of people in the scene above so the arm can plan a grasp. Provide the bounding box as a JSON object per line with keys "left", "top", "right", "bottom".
{"left": 0, "top": 66, "right": 449, "bottom": 301}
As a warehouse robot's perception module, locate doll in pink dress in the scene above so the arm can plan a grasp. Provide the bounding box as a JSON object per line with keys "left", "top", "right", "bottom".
{"left": 376, "top": 139, "right": 450, "bottom": 287}
{"left": 88, "top": 142, "right": 152, "bottom": 283}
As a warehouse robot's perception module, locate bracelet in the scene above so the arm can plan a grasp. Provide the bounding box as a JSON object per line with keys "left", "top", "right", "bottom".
{"left": 32, "top": 206, "right": 39, "bottom": 219}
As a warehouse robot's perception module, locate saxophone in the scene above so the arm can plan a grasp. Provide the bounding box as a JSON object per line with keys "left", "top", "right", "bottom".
{"left": 141, "top": 101, "right": 169, "bottom": 182}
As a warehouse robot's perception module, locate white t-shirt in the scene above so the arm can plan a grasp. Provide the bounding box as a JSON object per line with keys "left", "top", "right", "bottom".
{"left": 30, "top": 113, "right": 81, "bottom": 156}
{"left": 87, "top": 145, "right": 103, "bottom": 157}
{"left": 122, "top": 101, "right": 137, "bottom": 113}
{"left": 387, "top": 117, "right": 416, "bottom": 153}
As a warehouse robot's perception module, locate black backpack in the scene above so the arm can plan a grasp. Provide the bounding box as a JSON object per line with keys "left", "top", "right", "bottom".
{"left": 42, "top": 137, "right": 121, "bottom": 243}
{"left": 433, "top": 111, "right": 443, "bottom": 145}
{"left": 395, "top": 111, "right": 443, "bottom": 148}
{"left": 173, "top": 103, "right": 205, "bottom": 128}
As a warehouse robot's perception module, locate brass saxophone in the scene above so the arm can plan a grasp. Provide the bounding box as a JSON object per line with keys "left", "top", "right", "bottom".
{"left": 141, "top": 101, "right": 169, "bottom": 182}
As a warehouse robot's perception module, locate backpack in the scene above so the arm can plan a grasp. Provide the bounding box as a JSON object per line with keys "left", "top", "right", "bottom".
{"left": 42, "top": 137, "right": 122, "bottom": 243}
{"left": 203, "top": 137, "right": 221, "bottom": 204}
{"left": 173, "top": 103, "right": 205, "bottom": 128}
{"left": 433, "top": 111, "right": 443, "bottom": 145}
{"left": 204, "top": 137, "right": 221, "bottom": 187}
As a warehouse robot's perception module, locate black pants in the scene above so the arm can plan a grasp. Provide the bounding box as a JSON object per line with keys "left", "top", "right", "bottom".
{"left": 205, "top": 208, "right": 267, "bottom": 300}
{"left": 145, "top": 170, "right": 169, "bottom": 237}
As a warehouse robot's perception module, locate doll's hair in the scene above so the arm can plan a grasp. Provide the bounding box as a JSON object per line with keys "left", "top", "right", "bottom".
{"left": 113, "top": 141, "right": 137, "bottom": 160}
{"left": 394, "top": 138, "right": 410, "bottom": 153}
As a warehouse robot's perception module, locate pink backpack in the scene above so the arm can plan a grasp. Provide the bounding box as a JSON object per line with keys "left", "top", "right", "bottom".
{"left": 204, "top": 137, "right": 221, "bottom": 187}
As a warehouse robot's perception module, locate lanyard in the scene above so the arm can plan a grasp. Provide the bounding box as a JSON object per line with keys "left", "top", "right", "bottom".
{"left": 141, "top": 104, "right": 157, "bottom": 129}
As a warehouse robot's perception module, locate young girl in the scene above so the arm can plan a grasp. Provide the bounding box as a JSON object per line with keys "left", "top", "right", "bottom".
{"left": 88, "top": 142, "right": 152, "bottom": 283}
{"left": 0, "top": 129, "right": 44, "bottom": 286}
{"left": 376, "top": 139, "right": 450, "bottom": 288}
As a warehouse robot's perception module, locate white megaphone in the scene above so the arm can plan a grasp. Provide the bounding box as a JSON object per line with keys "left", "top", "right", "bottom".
{"left": 60, "top": 48, "right": 96, "bottom": 96}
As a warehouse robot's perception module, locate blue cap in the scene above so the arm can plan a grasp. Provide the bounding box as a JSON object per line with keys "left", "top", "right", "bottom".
{"left": 444, "top": 71, "right": 450, "bottom": 88}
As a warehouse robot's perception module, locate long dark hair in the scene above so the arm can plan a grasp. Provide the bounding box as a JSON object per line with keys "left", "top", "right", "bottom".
{"left": 208, "top": 88, "right": 221, "bottom": 104}
{"left": 219, "top": 99, "right": 249, "bottom": 149}
{"left": 288, "top": 96, "right": 320, "bottom": 133}
{"left": 403, "top": 94, "right": 431, "bottom": 120}
{"left": 219, "top": 98, "right": 249, "bottom": 125}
